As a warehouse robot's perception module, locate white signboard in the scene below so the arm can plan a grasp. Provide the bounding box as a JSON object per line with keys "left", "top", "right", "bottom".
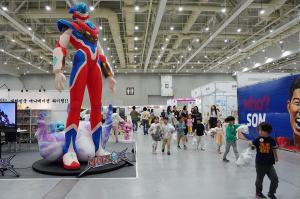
{"left": 237, "top": 72, "right": 289, "bottom": 87}
{"left": 161, "top": 76, "right": 173, "bottom": 96}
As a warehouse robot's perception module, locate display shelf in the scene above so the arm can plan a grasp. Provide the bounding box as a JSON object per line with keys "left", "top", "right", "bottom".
{"left": 17, "top": 109, "right": 51, "bottom": 143}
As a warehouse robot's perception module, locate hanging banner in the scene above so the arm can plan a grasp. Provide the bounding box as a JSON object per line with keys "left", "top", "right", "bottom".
{"left": 0, "top": 90, "right": 69, "bottom": 110}
{"left": 237, "top": 73, "right": 300, "bottom": 152}
{"left": 161, "top": 76, "right": 173, "bottom": 96}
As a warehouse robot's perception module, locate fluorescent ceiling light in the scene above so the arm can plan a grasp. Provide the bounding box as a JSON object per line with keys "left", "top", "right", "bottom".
{"left": 45, "top": 5, "right": 51, "bottom": 11}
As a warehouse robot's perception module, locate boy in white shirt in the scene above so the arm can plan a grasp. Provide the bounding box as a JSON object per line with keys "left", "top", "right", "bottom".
{"left": 161, "top": 117, "right": 175, "bottom": 155}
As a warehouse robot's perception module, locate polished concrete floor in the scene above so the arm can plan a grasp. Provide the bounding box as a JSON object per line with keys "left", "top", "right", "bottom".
{"left": 0, "top": 129, "right": 300, "bottom": 199}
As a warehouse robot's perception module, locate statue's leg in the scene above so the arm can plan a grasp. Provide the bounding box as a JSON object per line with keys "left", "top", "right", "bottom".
{"left": 63, "top": 50, "right": 88, "bottom": 170}
{"left": 87, "top": 61, "right": 107, "bottom": 156}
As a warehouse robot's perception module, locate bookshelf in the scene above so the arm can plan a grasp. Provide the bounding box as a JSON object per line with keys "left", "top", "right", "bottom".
{"left": 17, "top": 109, "right": 51, "bottom": 142}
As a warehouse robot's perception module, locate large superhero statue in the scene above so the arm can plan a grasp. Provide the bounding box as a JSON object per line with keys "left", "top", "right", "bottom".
{"left": 53, "top": 2, "right": 116, "bottom": 170}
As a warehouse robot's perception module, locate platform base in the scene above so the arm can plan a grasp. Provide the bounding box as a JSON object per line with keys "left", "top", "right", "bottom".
{"left": 32, "top": 159, "right": 129, "bottom": 177}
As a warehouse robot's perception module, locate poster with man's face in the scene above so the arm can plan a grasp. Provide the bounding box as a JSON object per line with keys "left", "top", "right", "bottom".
{"left": 287, "top": 77, "right": 300, "bottom": 148}
{"left": 238, "top": 74, "right": 300, "bottom": 152}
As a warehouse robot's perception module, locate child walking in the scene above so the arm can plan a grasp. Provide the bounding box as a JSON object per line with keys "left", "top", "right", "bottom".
{"left": 214, "top": 120, "right": 224, "bottom": 154}
{"left": 176, "top": 117, "right": 187, "bottom": 149}
{"left": 194, "top": 119, "right": 205, "bottom": 151}
{"left": 251, "top": 122, "right": 279, "bottom": 199}
{"left": 161, "top": 117, "right": 175, "bottom": 155}
{"left": 186, "top": 114, "right": 194, "bottom": 135}
{"left": 112, "top": 107, "right": 124, "bottom": 143}
{"left": 223, "top": 116, "right": 240, "bottom": 162}
{"left": 148, "top": 116, "right": 162, "bottom": 154}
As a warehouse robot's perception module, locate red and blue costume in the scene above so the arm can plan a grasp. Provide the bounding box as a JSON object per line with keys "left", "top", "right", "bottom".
{"left": 53, "top": 2, "right": 114, "bottom": 170}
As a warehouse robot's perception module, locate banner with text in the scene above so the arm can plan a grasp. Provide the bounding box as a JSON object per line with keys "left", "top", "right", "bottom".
{"left": 238, "top": 73, "right": 300, "bottom": 152}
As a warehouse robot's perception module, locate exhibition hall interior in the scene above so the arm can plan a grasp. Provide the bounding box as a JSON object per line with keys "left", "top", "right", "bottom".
{"left": 0, "top": 0, "right": 300, "bottom": 198}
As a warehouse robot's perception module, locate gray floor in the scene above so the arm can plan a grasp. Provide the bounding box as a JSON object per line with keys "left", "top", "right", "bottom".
{"left": 0, "top": 129, "right": 300, "bottom": 199}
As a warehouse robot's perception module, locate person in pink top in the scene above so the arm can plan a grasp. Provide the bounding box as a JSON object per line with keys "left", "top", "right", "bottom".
{"left": 187, "top": 114, "right": 194, "bottom": 135}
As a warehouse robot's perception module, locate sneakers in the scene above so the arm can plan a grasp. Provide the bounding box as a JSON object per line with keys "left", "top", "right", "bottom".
{"left": 167, "top": 151, "right": 171, "bottom": 155}
{"left": 162, "top": 149, "right": 165, "bottom": 153}
{"left": 177, "top": 145, "right": 181, "bottom": 149}
{"left": 201, "top": 148, "right": 205, "bottom": 151}
{"left": 183, "top": 145, "right": 187, "bottom": 150}
{"left": 256, "top": 193, "right": 267, "bottom": 198}
{"left": 223, "top": 158, "right": 230, "bottom": 162}
{"left": 267, "top": 193, "right": 277, "bottom": 199}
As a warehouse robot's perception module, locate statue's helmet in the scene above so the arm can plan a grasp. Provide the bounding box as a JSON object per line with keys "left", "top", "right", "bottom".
{"left": 69, "top": 2, "right": 90, "bottom": 20}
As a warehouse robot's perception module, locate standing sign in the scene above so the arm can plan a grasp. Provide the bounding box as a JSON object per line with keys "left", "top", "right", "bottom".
{"left": 237, "top": 73, "right": 300, "bottom": 152}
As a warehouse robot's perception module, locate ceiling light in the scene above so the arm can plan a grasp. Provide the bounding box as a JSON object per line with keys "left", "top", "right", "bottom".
{"left": 224, "top": 39, "right": 228, "bottom": 43}
{"left": 252, "top": 40, "right": 256, "bottom": 43}
{"left": 180, "top": 55, "right": 183, "bottom": 58}
{"left": 170, "top": 26, "right": 174, "bottom": 31}
{"left": 238, "top": 48, "right": 242, "bottom": 52}
{"left": 135, "top": 47, "right": 138, "bottom": 50}
{"left": 279, "top": 40, "right": 283, "bottom": 44}
{"left": 226, "top": 56, "right": 230, "bottom": 59}
{"left": 116, "top": 69, "right": 119, "bottom": 72}
{"left": 151, "top": 69, "right": 154, "bottom": 72}
{"left": 89, "top": 6, "right": 95, "bottom": 11}
{"left": 49, "top": 61, "right": 52, "bottom": 64}
{"left": 242, "top": 68, "right": 248, "bottom": 72}
{"left": 237, "top": 28, "right": 241, "bottom": 33}
{"left": 27, "top": 27, "right": 32, "bottom": 31}
{"left": 107, "top": 47, "right": 110, "bottom": 51}
{"left": 27, "top": 70, "right": 30, "bottom": 74}
{"left": 17, "top": 57, "right": 20, "bottom": 59}
{"left": 188, "top": 47, "right": 191, "bottom": 51}
{"left": 191, "top": 66, "right": 194, "bottom": 69}
{"left": 47, "top": 70, "right": 49, "bottom": 73}
{"left": 3, "top": 61, "right": 7, "bottom": 65}
{"left": 40, "top": 56, "right": 43, "bottom": 59}
{"left": 134, "top": 69, "right": 137, "bottom": 72}
{"left": 11, "top": 39, "right": 15, "bottom": 42}
{"left": 113, "top": 60, "right": 116, "bottom": 63}
{"left": 45, "top": 5, "right": 51, "bottom": 11}
{"left": 135, "top": 6, "right": 140, "bottom": 11}
{"left": 28, "top": 62, "right": 31, "bottom": 64}
{"left": 134, "top": 55, "right": 137, "bottom": 58}
{"left": 169, "top": 69, "right": 172, "bottom": 72}
{"left": 205, "top": 27, "right": 209, "bottom": 32}
{"left": 196, "top": 38, "right": 199, "bottom": 42}
{"left": 259, "top": 9, "right": 265, "bottom": 15}
{"left": 197, "top": 61, "right": 200, "bottom": 64}
{"left": 158, "top": 55, "right": 161, "bottom": 58}
{"left": 110, "top": 55, "right": 113, "bottom": 58}
{"left": 161, "top": 47, "right": 164, "bottom": 50}
{"left": 269, "top": 29, "right": 273, "bottom": 33}
{"left": 173, "top": 65, "right": 176, "bottom": 69}
{"left": 0, "top": 49, "right": 4, "bottom": 52}
{"left": 247, "top": 56, "right": 250, "bottom": 59}
{"left": 165, "top": 38, "right": 169, "bottom": 42}
{"left": 16, "top": 67, "right": 20, "bottom": 70}
{"left": 262, "top": 49, "right": 265, "bottom": 52}
{"left": 103, "top": 37, "right": 107, "bottom": 41}
{"left": 27, "top": 48, "right": 31, "bottom": 52}
{"left": 99, "top": 26, "right": 103, "bottom": 30}
{"left": 221, "top": 8, "right": 226, "bottom": 13}
{"left": 178, "top": 6, "right": 183, "bottom": 12}
{"left": 186, "top": 70, "right": 189, "bottom": 72}
{"left": 41, "top": 39, "right": 46, "bottom": 42}
{"left": 204, "top": 55, "right": 208, "bottom": 58}
{"left": 38, "top": 66, "right": 41, "bottom": 69}
{"left": 134, "top": 26, "right": 139, "bottom": 30}
{"left": 134, "top": 37, "right": 138, "bottom": 41}
{"left": 177, "top": 61, "right": 180, "bottom": 63}
{"left": 2, "top": 6, "right": 8, "bottom": 11}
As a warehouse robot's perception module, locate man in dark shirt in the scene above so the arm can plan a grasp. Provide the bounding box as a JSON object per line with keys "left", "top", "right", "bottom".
{"left": 251, "top": 122, "right": 279, "bottom": 199}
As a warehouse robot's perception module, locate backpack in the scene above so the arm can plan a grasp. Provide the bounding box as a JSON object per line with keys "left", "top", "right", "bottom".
{"left": 151, "top": 126, "right": 162, "bottom": 141}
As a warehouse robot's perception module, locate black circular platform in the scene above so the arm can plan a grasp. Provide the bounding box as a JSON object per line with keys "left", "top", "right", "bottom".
{"left": 32, "top": 159, "right": 127, "bottom": 177}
